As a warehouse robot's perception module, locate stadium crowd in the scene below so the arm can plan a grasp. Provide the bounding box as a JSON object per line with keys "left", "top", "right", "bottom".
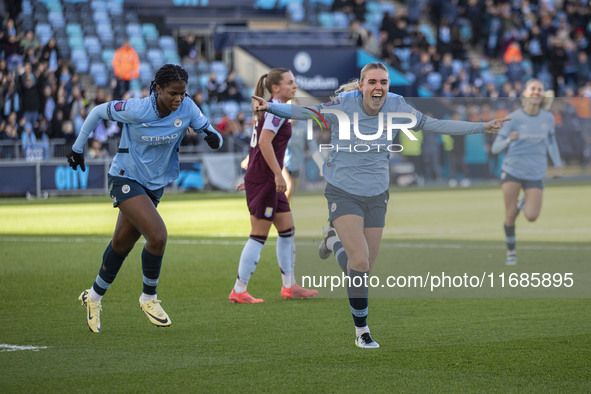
{"left": 0, "top": 0, "right": 590, "bottom": 179}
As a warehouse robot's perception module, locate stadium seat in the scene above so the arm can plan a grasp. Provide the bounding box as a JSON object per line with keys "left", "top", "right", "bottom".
{"left": 101, "top": 48, "right": 116, "bottom": 69}
{"left": 126, "top": 23, "right": 142, "bottom": 38}
{"left": 317, "top": 12, "right": 334, "bottom": 27}
{"left": 158, "top": 36, "right": 177, "bottom": 51}
{"left": 163, "top": 49, "right": 180, "bottom": 64}
{"left": 139, "top": 63, "right": 154, "bottom": 85}
{"left": 89, "top": 62, "right": 109, "bottom": 86}
{"left": 84, "top": 36, "right": 102, "bottom": 57}
{"left": 71, "top": 50, "right": 89, "bottom": 73}
{"left": 92, "top": 10, "right": 110, "bottom": 25}
{"left": 129, "top": 36, "right": 147, "bottom": 55}
{"left": 68, "top": 35, "right": 85, "bottom": 51}
{"left": 48, "top": 11, "right": 65, "bottom": 28}
{"left": 147, "top": 48, "right": 165, "bottom": 69}
{"left": 66, "top": 23, "right": 82, "bottom": 36}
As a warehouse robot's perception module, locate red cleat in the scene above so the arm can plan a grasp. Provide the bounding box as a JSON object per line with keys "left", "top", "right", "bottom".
{"left": 228, "top": 289, "right": 264, "bottom": 304}
{"left": 281, "top": 283, "right": 319, "bottom": 299}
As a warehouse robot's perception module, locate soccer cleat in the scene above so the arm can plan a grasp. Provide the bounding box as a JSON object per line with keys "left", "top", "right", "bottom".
{"left": 505, "top": 251, "right": 517, "bottom": 265}
{"left": 281, "top": 283, "right": 319, "bottom": 299}
{"left": 228, "top": 289, "right": 264, "bottom": 304}
{"left": 79, "top": 289, "right": 102, "bottom": 333}
{"left": 355, "top": 332, "right": 380, "bottom": 348}
{"left": 139, "top": 298, "right": 171, "bottom": 327}
{"left": 318, "top": 225, "right": 336, "bottom": 259}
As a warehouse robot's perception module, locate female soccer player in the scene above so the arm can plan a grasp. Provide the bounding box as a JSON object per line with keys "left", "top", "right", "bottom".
{"left": 251, "top": 62, "right": 509, "bottom": 348}
{"left": 491, "top": 79, "right": 562, "bottom": 265}
{"left": 229, "top": 68, "right": 318, "bottom": 303}
{"left": 67, "top": 64, "right": 223, "bottom": 332}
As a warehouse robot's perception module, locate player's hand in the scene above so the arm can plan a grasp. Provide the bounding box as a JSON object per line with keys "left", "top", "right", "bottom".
{"left": 552, "top": 167, "right": 563, "bottom": 178}
{"left": 67, "top": 150, "right": 85, "bottom": 171}
{"left": 204, "top": 128, "right": 222, "bottom": 149}
{"left": 236, "top": 183, "right": 245, "bottom": 191}
{"left": 509, "top": 131, "right": 519, "bottom": 140}
{"left": 251, "top": 95, "right": 269, "bottom": 112}
{"left": 274, "top": 172, "right": 287, "bottom": 193}
{"left": 484, "top": 118, "right": 511, "bottom": 134}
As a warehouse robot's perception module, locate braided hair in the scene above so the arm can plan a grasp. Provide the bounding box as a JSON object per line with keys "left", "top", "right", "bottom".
{"left": 149, "top": 64, "right": 189, "bottom": 95}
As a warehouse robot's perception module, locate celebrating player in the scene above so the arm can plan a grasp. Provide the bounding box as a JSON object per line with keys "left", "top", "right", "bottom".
{"left": 251, "top": 62, "right": 510, "bottom": 348}
{"left": 491, "top": 79, "right": 562, "bottom": 265}
{"left": 68, "top": 64, "right": 223, "bottom": 332}
{"left": 229, "top": 68, "right": 318, "bottom": 303}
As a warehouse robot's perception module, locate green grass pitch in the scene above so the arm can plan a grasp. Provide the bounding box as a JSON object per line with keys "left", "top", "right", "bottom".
{"left": 1, "top": 183, "right": 590, "bottom": 392}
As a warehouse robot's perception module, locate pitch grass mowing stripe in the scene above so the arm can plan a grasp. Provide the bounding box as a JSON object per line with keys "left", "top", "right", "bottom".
{"left": 2, "top": 235, "right": 591, "bottom": 251}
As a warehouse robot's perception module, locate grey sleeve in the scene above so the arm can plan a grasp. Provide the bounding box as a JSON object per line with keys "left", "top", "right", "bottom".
{"left": 421, "top": 116, "right": 486, "bottom": 135}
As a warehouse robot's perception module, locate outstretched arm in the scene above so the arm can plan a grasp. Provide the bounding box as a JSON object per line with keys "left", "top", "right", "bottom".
{"left": 422, "top": 116, "right": 511, "bottom": 136}
{"left": 251, "top": 95, "right": 315, "bottom": 121}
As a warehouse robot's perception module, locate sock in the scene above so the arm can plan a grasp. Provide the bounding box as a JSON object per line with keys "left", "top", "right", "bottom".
{"left": 92, "top": 241, "right": 127, "bottom": 296}
{"left": 140, "top": 293, "right": 157, "bottom": 302}
{"left": 348, "top": 269, "right": 369, "bottom": 328}
{"left": 325, "top": 228, "right": 338, "bottom": 251}
{"left": 290, "top": 237, "right": 297, "bottom": 285}
{"left": 504, "top": 224, "right": 516, "bottom": 253}
{"left": 333, "top": 241, "right": 348, "bottom": 273}
{"left": 355, "top": 325, "right": 370, "bottom": 337}
{"left": 277, "top": 228, "right": 295, "bottom": 288}
{"left": 89, "top": 287, "right": 102, "bottom": 303}
{"left": 234, "top": 278, "right": 248, "bottom": 293}
{"left": 142, "top": 247, "right": 163, "bottom": 295}
{"left": 236, "top": 236, "right": 266, "bottom": 290}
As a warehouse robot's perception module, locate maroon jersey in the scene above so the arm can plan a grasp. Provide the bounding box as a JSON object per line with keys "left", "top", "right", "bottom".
{"left": 244, "top": 98, "right": 292, "bottom": 184}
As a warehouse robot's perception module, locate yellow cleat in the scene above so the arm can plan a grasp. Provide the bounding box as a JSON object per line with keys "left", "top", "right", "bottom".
{"left": 139, "top": 298, "right": 171, "bottom": 327}
{"left": 79, "top": 289, "right": 102, "bottom": 333}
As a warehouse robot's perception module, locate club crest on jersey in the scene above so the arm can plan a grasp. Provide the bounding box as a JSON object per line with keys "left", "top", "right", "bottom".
{"left": 174, "top": 118, "right": 182, "bottom": 127}
{"left": 265, "top": 207, "right": 273, "bottom": 218}
{"left": 114, "top": 101, "right": 126, "bottom": 111}
{"left": 272, "top": 116, "right": 281, "bottom": 127}
{"left": 122, "top": 184, "right": 130, "bottom": 194}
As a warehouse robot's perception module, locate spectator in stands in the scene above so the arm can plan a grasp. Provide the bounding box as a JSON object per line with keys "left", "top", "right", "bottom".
{"left": 350, "top": 19, "right": 369, "bottom": 48}
{"left": 0, "top": 111, "right": 19, "bottom": 158}
{"left": 331, "top": 0, "right": 353, "bottom": 14}
{"left": 192, "top": 91, "right": 210, "bottom": 118}
{"left": 218, "top": 72, "right": 243, "bottom": 102}
{"left": 20, "top": 120, "right": 36, "bottom": 148}
{"left": 3, "top": 80, "right": 20, "bottom": 117}
{"left": 206, "top": 72, "right": 219, "bottom": 102}
{"left": 112, "top": 39, "right": 140, "bottom": 100}
{"left": 18, "top": 68, "right": 41, "bottom": 126}
{"left": 40, "top": 37, "right": 60, "bottom": 73}
{"left": 87, "top": 138, "right": 109, "bottom": 159}
{"left": 575, "top": 51, "right": 590, "bottom": 88}
{"left": 351, "top": 0, "right": 367, "bottom": 23}
{"left": 1, "top": 18, "right": 20, "bottom": 60}
{"left": 19, "top": 30, "right": 40, "bottom": 56}
{"left": 178, "top": 33, "right": 200, "bottom": 63}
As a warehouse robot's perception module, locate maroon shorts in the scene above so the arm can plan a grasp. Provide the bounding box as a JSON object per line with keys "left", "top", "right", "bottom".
{"left": 245, "top": 181, "right": 290, "bottom": 220}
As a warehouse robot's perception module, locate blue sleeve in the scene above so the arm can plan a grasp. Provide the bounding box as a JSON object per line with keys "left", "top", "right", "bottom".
{"left": 491, "top": 117, "right": 513, "bottom": 154}
{"left": 71, "top": 103, "right": 110, "bottom": 153}
{"left": 546, "top": 115, "right": 562, "bottom": 167}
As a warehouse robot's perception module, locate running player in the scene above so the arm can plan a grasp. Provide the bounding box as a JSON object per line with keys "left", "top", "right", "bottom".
{"left": 251, "top": 62, "right": 510, "bottom": 348}
{"left": 491, "top": 79, "right": 562, "bottom": 265}
{"left": 67, "top": 64, "right": 223, "bottom": 332}
{"left": 229, "top": 68, "right": 318, "bottom": 303}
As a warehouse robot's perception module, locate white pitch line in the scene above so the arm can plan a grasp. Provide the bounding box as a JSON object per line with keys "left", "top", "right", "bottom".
{"left": 1, "top": 236, "right": 590, "bottom": 251}
{"left": 0, "top": 344, "right": 49, "bottom": 352}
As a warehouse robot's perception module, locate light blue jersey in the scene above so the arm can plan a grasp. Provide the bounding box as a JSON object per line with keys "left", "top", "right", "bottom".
{"left": 269, "top": 94, "right": 485, "bottom": 196}
{"left": 73, "top": 94, "right": 219, "bottom": 189}
{"left": 491, "top": 108, "right": 562, "bottom": 180}
{"left": 284, "top": 118, "right": 318, "bottom": 173}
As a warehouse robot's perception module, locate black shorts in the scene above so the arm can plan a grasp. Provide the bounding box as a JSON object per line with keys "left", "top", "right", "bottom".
{"left": 245, "top": 180, "right": 290, "bottom": 220}
{"left": 108, "top": 175, "right": 164, "bottom": 208}
{"left": 500, "top": 172, "right": 545, "bottom": 190}
{"left": 324, "top": 183, "right": 389, "bottom": 228}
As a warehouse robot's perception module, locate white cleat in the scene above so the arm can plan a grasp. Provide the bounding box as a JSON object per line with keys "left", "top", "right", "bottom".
{"left": 355, "top": 332, "right": 380, "bottom": 348}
